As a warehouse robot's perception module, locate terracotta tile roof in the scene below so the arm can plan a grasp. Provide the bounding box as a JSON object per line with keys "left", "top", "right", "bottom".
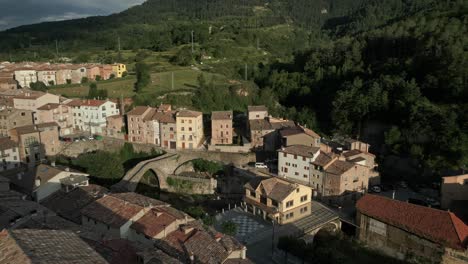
{"left": 245, "top": 177, "right": 297, "bottom": 202}
{"left": 0, "top": 137, "right": 17, "bottom": 151}
{"left": 302, "top": 126, "right": 320, "bottom": 138}
{"left": 248, "top": 105, "right": 268, "bottom": 112}
{"left": 249, "top": 119, "right": 272, "bottom": 131}
{"left": 342, "top": 149, "right": 363, "bottom": 157}
{"left": 110, "top": 192, "right": 167, "bottom": 208}
{"left": 212, "top": 111, "right": 233, "bottom": 120}
{"left": 151, "top": 111, "right": 176, "bottom": 123}
{"left": 79, "top": 99, "right": 108, "bottom": 107}
{"left": 81, "top": 195, "right": 143, "bottom": 228}
{"left": 357, "top": 194, "right": 468, "bottom": 250}
{"left": 324, "top": 160, "right": 355, "bottom": 175}
{"left": 130, "top": 208, "right": 178, "bottom": 237}
{"left": 157, "top": 104, "right": 172, "bottom": 112}
{"left": 270, "top": 120, "right": 295, "bottom": 129}
{"left": 312, "top": 151, "right": 337, "bottom": 167}
{"left": 279, "top": 145, "right": 320, "bottom": 158}
{"left": 13, "top": 91, "right": 46, "bottom": 100}
{"left": 36, "top": 103, "right": 60, "bottom": 110}
{"left": 41, "top": 184, "right": 109, "bottom": 224}
{"left": 127, "top": 106, "right": 151, "bottom": 116}
{"left": 177, "top": 110, "right": 202, "bottom": 118}
{"left": 1, "top": 229, "right": 108, "bottom": 264}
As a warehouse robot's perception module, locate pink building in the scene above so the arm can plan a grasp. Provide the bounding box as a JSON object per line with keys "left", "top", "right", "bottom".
{"left": 99, "top": 65, "right": 113, "bottom": 80}
{"left": 86, "top": 65, "right": 101, "bottom": 81}
{"left": 36, "top": 103, "right": 74, "bottom": 136}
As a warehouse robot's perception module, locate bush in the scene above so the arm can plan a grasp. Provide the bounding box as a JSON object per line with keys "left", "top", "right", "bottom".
{"left": 122, "top": 71, "right": 128, "bottom": 77}
{"left": 66, "top": 79, "right": 72, "bottom": 84}
{"left": 81, "top": 77, "right": 89, "bottom": 83}
{"left": 109, "top": 74, "right": 116, "bottom": 79}
{"left": 30, "top": 81, "right": 47, "bottom": 91}
{"left": 221, "top": 221, "right": 237, "bottom": 236}
{"left": 48, "top": 80, "right": 55, "bottom": 86}
{"left": 192, "top": 159, "right": 223, "bottom": 175}
{"left": 95, "top": 75, "right": 102, "bottom": 81}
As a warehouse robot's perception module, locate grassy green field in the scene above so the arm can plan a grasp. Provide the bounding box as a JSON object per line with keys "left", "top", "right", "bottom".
{"left": 48, "top": 68, "right": 229, "bottom": 99}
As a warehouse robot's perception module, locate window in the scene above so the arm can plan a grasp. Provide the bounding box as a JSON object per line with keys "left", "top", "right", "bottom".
{"left": 303, "top": 174, "right": 307, "bottom": 178}
{"left": 284, "top": 167, "right": 288, "bottom": 173}
{"left": 300, "top": 195, "right": 308, "bottom": 202}
{"left": 283, "top": 153, "right": 287, "bottom": 158}
{"left": 189, "top": 127, "right": 192, "bottom": 131}
{"left": 272, "top": 200, "right": 278, "bottom": 207}
{"left": 300, "top": 207, "right": 308, "bottom": 214}
{"left": 286, "top": 200, "right": 293, "bottom": 208}
{"left": 181, "top": 120, "right": 185, "bottom": 124}
{"left": 303, "top": 157, "right": 306, "bottom": 161}
{"left": 250, "top": 191, "right": 256, "bottom": 197}
{"left": 295, "top": 172, "right": 299, "bottom": 176}
{"left": 189, "top": 120, "right": 192, "bottom": 124}
{"left": 181, "top": 127, "right": 185, "bottom": 131}
{"left": 285, "top": 212, "right": 294, "bottom": 219}
{"left": 294, "top": 155, "right": 297, "bottom": 160}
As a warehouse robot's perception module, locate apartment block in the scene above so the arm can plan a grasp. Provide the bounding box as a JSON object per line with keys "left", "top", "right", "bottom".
{"left": 0, "top": 137, "right": 20, "bottom": 172}
{"left": 0, "top": 108, "right": 34, "bottom": 137}
{"left": 211, "top": 111, "right": 233, "bottom": 145}
{"left": 36, "top": 103, "right": 74, "bottom": 135}
{"left": 176, "top": 110, "right": 204, "bottom": 149}
{"left": 68, "top": 99, "right": 119, "bottom": 134}
{"left": 13, "top": 91, "right": 60, "bottom": 112}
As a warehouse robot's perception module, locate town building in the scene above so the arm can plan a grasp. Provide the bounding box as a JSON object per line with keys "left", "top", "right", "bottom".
{"left": 441, "top": 174, "right": 468, "bottom": 210}
{"left": 0, "top": 108, "right": 34, "bottom": 137}
{"left": 248, "top": 105, "right": 268, "bottom": 120}
{"left": 211, "top": 111, "right": 233, "bottom": 145}
{"left": 112, "top": 63, "right": 127, "bottom": 78}
{"left": 14, "top": 68, "right": 37, "bottom": 88}
{"left": 67, "top": 99, "right": 119, "bottom": 134}
{"left": 250, "top": 117, "right": 295, "bottom": 150}
{"left": 278, "top": 145, "right": 321, "bottom": 181}
{"left": 159, "top": 112, "right": 177, "bottom": 149}
{"left": 243, "top": 177, "right": 313, "bottom": 224}
{"left": 341, "top": 148, "right": 380, "bottom": 186}
{"left": 36, "top": 103, "right": 74, "bottom": 135}
{"left": 70, "top": 65, "right": 87, "bottom": 83}
{"left": 105, "top": 115, "right": 125, "bottom": 140}
{"left": 36, "top": 66, "right": 57, "bottom": 86}
{"left": 127, "top": 106, "right": 153, "bottom": 144}
{"left": 0, "top": 78, "right": 17, "bottom": 91}
{"left": 356, "top": 194, "right": 468, "bottom": 264}
{"left": 0, "top": 229, "right": 108, "bottom": 264}
{"left": 9, "top": 122, "right": 60, "bottom": 167}
{"left": 55, "top": 65, "right": 73, "bottom": 85}
{"left": 99, "top": 64, "right": 114, "bottom": 80}
{"left": 176, "top": 110, "right": 204, "bottom": 149}
{"left": 280, "top": 126, "right": 321, "bottom": 148}
{"left": 0, "top": 137, "right": 20, "bottom": 172}
{"left": 13, "top": 91, "right": 60, "bottom": 112}
{"left": 86, "top": 64, "right": 101, "bottom": 80}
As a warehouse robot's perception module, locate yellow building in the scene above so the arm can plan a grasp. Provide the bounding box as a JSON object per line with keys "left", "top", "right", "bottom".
{"left": 112, "top": 63, "right": 127, "bottom": 78}
{"left": 243, "top": 176, "right": 313, "bottom": 224}
{"left": 176, "top": 110, "right": 204, "bottom": 149}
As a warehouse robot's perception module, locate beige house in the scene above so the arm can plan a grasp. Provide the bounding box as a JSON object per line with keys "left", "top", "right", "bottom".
{"left": 9, "top": 122, "right": 60, "bottom": 167}
{"left": 357, "top": 194, "right": 468, "bottom": 264}
{"left": 14, "top": 68, "right": 37, "bottom": 88}
{"left": 280, "top": 126, "right": 321, "bottom": 148}
{"left": 36, "top": 66, "right": 57, "bottom": 86}
{"left": 36, "top": 103, "right": 74, "bottom": 135}
{"left": 0, "top": 78, "right": 17, "bottom": 91}
{"left": 341, "top": 149, "right": 380, "bottom": 186}
{"left": 105, "top": 115, "right": 125, "bottom": 139}
{"left": 248, "top": 105, "right": 268, "bottom": 120}
{"left": 159, "top": 112, "right": 177, "bottom": 149}
{"left": 243, "top": 177, "right": 313, "bottom": 224}
{"left": 127, "top": 106, "right": 153, "bottom": 144}
{"left": 211, "top": 111, "right": 233, "bottom": 145}
{"left": 441, "top": 174, "right": 468, "bottom": 209}
{"left": 13, "top": 91, "right": 60, "bottom": 112}
{"left": 0, "top": 137, "right": 20, "bottom": 172}
{"left": 278, "top": 145, "right": 321, "bottom": 182}
{"left": 0, "top": 108, "right": 34, "bottom": 137}
{"left": 176, "top": 110, "right": 204, "bottom": 149}
{"left": 321, "top": 160, "right": 369, "bottom": 202}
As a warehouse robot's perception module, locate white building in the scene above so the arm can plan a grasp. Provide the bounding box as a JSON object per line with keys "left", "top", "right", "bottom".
{"left": 13, "top": 91, "right": 60, "bottom": 112}
{"left": 32, "top": 164, "right": 89, "bottom": 202}
{"left": 278, "top": 145, "right": 320, "bottom": 183}
{"left": 14, "top": 69, "right": 37, "bottom": 88}
{"left": 0, "top": 137, "right": 20, "bottom": 172}
{"left": 67, "top": 99, "right": 119, "bottom": 134}
{"left": 36, "top": 68, "right": 57, "bottom": 86}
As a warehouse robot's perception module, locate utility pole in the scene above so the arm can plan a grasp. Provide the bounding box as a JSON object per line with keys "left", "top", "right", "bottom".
{"left": 244, "top": 64, "right": 248, "bottom": 81}
{"left": 118, "top": 36, "right": 121, "bottom": 52}
{"left": 55, "top": 40, "right": 59, "bottom": 58}
{"left": 171, "top": 72, "right": 174, "bottom": 90}
{"left": 191, "top": 31, "right": 194, "bottom": 53}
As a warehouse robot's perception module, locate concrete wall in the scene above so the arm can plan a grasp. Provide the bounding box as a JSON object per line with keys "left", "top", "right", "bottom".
{"left": 208, "top": 144, "right": 251, "bottom": 153}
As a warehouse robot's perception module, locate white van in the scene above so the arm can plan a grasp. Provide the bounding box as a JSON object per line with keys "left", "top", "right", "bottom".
{"left": 255, "top": 162, "right": 268, "bottom": 169}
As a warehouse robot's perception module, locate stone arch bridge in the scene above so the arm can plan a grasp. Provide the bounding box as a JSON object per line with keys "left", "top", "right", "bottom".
{"left": 111, "top": 151, "right": 254, "bottom": 192}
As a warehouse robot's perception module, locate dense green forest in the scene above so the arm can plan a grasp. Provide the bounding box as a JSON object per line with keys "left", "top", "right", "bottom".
{"left": 0, "top": 0, "right": 467, "bottom": 180}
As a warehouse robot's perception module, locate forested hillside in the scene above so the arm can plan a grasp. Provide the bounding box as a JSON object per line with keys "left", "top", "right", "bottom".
{"left": 0, "top": 0, "right": 466, "bottom": 179}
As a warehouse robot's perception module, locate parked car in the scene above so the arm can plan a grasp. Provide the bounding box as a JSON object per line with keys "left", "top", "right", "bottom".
{"left": 370, "top": 186, "right": 382, "bottom": 193}
{"left": 255, "top": 162, "right": 268, "bottom": 169}
{"left": 398, "top": 181, "right": 408, "bottom": 189}
{"left": 73, "top": 138, "right": 80, "bottom": 142}
{"left": 88, "top": 135, "right": 94, "bottom": 140}
{"left": 425, "top": 197, "right": 441, "bottom": 208}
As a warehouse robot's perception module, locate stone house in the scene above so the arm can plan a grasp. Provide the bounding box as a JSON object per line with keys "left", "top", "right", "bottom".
{"left": 356, "top": 194, "right": 468, "bottom": 264}
{"left": 243, "top": 176, "right": 313, "bottom": 224}
{"left": 341, "top": 149, "right": 380, "bottom": 186}
{"left": 55, "top": 65, "right": 73, "bottom": 85}
{"left": 176, "top": 110, "right": 204, "bottom": 150}
{"left": 14, "top": 68, "right": 37, "bottom": 88}
{"left": 248, "top": 105, "right": 268, "bottom": 121}
{"left": 159, "top": 112, "right": 177, "bottom": 149}
{"left": 211, "top": 111, "right": 233, "bottom": 145}
{"left": 36, "top": 103, "right": 74, "bottom": 135}
{"left": 99, "top": 64, "right": 114, "bottom": 80}
{"left": 36, "top": 66, "right": 57, "bottom": 86}
{"left": 86, "top": 64, "right": 101, "bottom": 80}
{"left": 441, "top": 174, "right": 468, "bottom": 210}
{"left": 13, "top": 91, "right": 60, "bottom": 112}
{"left": 70, "top": 65, "right": 87, "bottom": 83}
{"left": 105, "top": 115, "right": 125, "bottom": 139}
{"left": 249, "top": 119, "right": 274, "bottom": 149}
{"left": 321, "top": 160, "right": 369, "bottom": 202}
{"left": 279, "top": 126, "right": 321, "bottom": 148}
{"left": 9, "top": 122, "right": 60, "bottom": 167}
{"left": 127, "top": 106, "right": 153, "bottom": 144}
{"left": 0, "top": 108, "right": 34, "bottom": 137}
{"left": 0, "top": 137, "right": 20, "bottom": 172}
{"left": 0, "top": 78, "right": 18, "bottom": 91}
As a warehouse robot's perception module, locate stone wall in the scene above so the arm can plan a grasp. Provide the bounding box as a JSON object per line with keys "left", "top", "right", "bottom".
{"left": 166, "top": 175, "right": 217, "bottom": 195}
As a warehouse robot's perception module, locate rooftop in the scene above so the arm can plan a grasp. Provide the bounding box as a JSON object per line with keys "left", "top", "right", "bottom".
{"left": 248, "top": 105, "right": 268, "bottom": 112}
{"left": 130, "top": 207, "right": 181, "bottom": 238}
{"left": 127, "top": 106, "right": 151, "bottom": 116}
{"left": 0, "top": 229, "right": 108, "bottom": 264}
{"left": 212, "top": 111, "right": 233, "bottom": 120}
{"left": 324, "top": 160, "right": 355, "bottom": 175}
{"left": 36, "top": 103, "right": 61, "bottom": 111}
{"left": 278, "top": 145, "right": 320, "bottom": 158}
{"left": 12, "top": 122, "right": 58, "bottom": 135}
{"left": 67, "top": 99, "right": 109, "bottom": 107}
{"left": 177, "top": 110, "right": 202, "bottom": 118}
{"left": 151, "top": 111, "right": 176, "bottom": 123}
{"left": 357, "top": 194, "right": 468, "bottom": 250}
{"left": 249, "top": 119, "right": 272, "bottom": 131}
{"left": 245, "top": 177, "right": 298, "bottom": 202}
{"left": 312, "top": 151, "right": 338, "bottom": 167}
